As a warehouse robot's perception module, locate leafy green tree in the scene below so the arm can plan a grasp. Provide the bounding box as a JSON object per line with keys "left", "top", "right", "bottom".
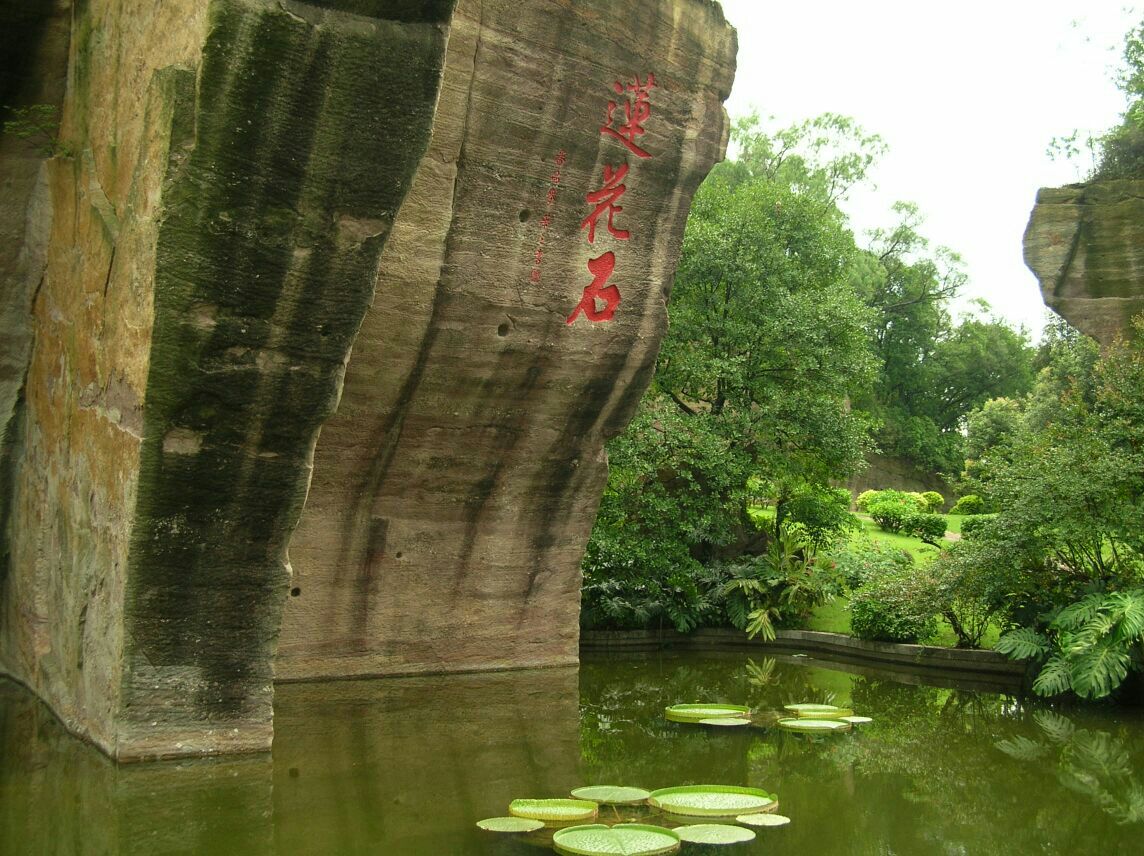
{"left": 946, "top": 320, "right": 1144, "bottom": 694}
{"left": 582, "top": 115, "right": 881, "bottom": 630}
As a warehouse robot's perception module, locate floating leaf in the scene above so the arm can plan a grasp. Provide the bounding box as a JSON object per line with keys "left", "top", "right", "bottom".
{"left": 571, "top": 785, "right": 651, "bottom": 805}
{"left": 783, "top": 703, "right": 841, "bottom": 713}
{"left": 797, "top": 709, "right": 853, "bottom": 720}
{"left": 509, "top": 798, "right": 599, "bottom": 822}
{"left": 841, "top": 715, "right": 873, "bottom": 724}
{"left": 736, "top": 813, "right": 791, "bottom": 827}
{"left": 475, "top": 816, "right": 545, "bottom": 832}
{"left": 648, "top": 785, "right": 775, "bottom": 817}
{"left": 777, "top": 718, "right": 851, "bottom": 732}
{"left": 698, "top": 717, "right": 751, "bottom": 727}
{"left": 552, "top": 823, "right": 681, "bottom": 856}
{"left": 674, "top": 824, "right": 756, "bottom": 844}
{"left": 665, "top": 704, "right": 750, "bottom": 723}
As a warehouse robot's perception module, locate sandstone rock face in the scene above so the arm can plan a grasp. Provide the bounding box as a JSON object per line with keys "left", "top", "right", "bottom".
{"left": 1, "top": 0, "right": 734, "bottom": 760}
{"left": 1024, "top": 180, "right": 1144, "bottom": 345}
{"left": 276, "top": 0, "right": 736, "bottom": 681}
{"left": 1, "top": 0, "right": 453, "bottom": 759}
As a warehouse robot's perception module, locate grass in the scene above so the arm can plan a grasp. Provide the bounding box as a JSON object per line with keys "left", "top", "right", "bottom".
{"left": 801, "top": 512, "right": 1001, "bottom": 649}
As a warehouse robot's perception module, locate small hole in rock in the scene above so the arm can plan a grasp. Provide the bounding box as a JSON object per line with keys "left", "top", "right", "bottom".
{"left": 497, "top": 322, "right": 510, "bottom": 337}
{"left": 518, "top": 209, "right": 530, "bottom": 222}
{"left": 290, "top": 587, "right": 301, "bottom": 597}
{"left": 395, "top": 551, "right": 403, "bottom": 559}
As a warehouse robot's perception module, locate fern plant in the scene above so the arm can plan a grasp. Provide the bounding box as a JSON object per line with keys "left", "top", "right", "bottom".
{"left": 997, "top": 588, "right": 1144, "bottom": 699}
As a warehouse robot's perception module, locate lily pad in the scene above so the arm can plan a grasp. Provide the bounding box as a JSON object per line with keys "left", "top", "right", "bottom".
{"left": 552, "top": 823, "right": 681, "bottom": 856}
{"left": 777, "top": 717, "right": 851, "bottom": 732}
{"left": 842, "top": 715, "right": 873, "bottom": 724}
{"left": 571, "top": 785, "right": 652, "bottom": 805}
{"left": 736, "top": 812, "right": 791, "bottom": 827}
{"left": 509, "top": 798, "right": 599, "bottom": 822}
{"left": 476, "top": 816, "right": 545, "bottom": 833}
{"left": 698, "top": 717, "right": 751, "bottom": 727}
{"left": 665, "top": 703, "right": 750, "bottom": 723}
{"left": 648, "top": 785, "right": 776, "bottom": 817}
{"left": 674, "top": 824, "right": 757, "bottom": 844}
{"left": 783, "top": 703, "right": 844, "bottom": 713}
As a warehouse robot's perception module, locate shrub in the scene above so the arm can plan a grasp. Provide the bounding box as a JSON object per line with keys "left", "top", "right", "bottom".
{"left": 931, "top": 544, "right": 1008, "bottom": 648}
{"left": 780, "top": 484, "right": 857, "bottom": 548}
{"left": 849, "top": 566, "right": 941, "bottom": 643}
{"left": 950, "top": 494, "right": 986, "bottom": 515}
{"left": 903, "top": 512, "right": 947, "bottom": 545}
{"left": 920, "top": 491, "right": 945, "bottom": 513}
{"left": 855, "top": 489, "right": 880, "bottom": 512}
{"left": 866, "top": 490, "right": 924, "bottom": 532}
{"left": 959, "top": 514, "right": 996, "bottom": 540}
{"left": 580, "top": 527, "right": 713, "bottom": 632}
{"left": 828, "top": 539, "right": 914, "bottom": 590}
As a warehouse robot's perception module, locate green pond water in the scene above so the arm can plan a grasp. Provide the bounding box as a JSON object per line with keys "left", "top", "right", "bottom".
{"left": 3, "top": 650, "right": 1144, "bottom": 854}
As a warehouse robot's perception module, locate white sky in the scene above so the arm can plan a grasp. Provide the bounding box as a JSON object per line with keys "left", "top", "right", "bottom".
{"left": 717, "top": 0, "right": 1140, "bottom": 337}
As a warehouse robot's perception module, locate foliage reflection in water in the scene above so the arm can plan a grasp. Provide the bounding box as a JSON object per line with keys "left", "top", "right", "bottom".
{"left": 3, "top": 652, "right": 1144, "bottom": 854}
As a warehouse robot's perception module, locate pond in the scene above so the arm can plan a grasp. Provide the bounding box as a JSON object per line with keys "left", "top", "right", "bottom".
{"left": 3, "top": 650, "right": 1143, "bottom": 854}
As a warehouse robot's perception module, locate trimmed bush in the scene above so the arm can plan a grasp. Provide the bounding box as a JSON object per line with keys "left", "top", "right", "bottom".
{"left": 849, "top": 566, "right": 941, "bottom": 643}
{"left": 920, "top": 491, "right": 945, "bottom": 513}
{"left": 904, "top": 512, "right": 947, "bottom": 544}
{"left": 950, "top": 494, "right": 986, "bottom": 515}
{"left": 829, "top": 539, "right": 913, "bottom": 590}
{"left": 959, "top": 514, "right": 997, "bottom": 540}
{"left": 855, "top": 489, "right": 880, "bottom": 512}
{"left": 866, "top": 490, "right": 925, "bottom": 532}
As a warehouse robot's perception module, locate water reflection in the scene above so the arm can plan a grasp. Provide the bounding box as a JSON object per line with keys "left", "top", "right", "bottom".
{"left": 3, "top": 653, "right": 1143, "bottom": 855}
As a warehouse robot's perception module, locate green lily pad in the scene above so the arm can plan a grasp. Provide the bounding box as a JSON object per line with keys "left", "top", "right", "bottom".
{"left": 665, "top": 703, "right": 750, "bottom": 723}
{"left": 777, "top": 717, "right": 851, "bottom": 732}
{"left": 698, "top": 717, "right": 751, "bottom": 727}
{"left": 648, "top": 785, "right": 776, "bottom": 817}
{"left": 552, "top": 823, "right": 681, "bottom": 856}
{"left": 736, "top": 812, "right": 791, "bottom": 827}
{"left": 842, "top": 715, "right": 873, "bottom": 724}
{"left": 675, "top": 824, "right": 757, "bottom": 844}
{"left": 571, "top": 785, "right": 652, "bottom": 805}
{"left": 475, "top": 816, "right": 545, "bottom": 832}
{"left": 509, "top": 798, "right": 599, "bottom": 822}
{"left": 784, "top": 703, "right": 842, "bottom": 713}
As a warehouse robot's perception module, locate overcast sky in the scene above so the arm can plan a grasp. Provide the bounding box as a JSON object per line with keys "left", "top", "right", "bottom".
{"left": 717, "top": 0, "right": 1139, "bottom": 337}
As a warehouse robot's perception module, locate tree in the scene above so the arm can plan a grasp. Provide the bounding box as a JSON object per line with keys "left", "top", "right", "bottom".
{"left": 948, "top": 319, "right": 1144, "bottom": 697}
{"left": 583, "top": 115, "right": 880, "bottom": 619}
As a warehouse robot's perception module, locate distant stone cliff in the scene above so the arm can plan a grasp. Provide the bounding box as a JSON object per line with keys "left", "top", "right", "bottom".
{"left": 0, "top": 0, "right": 735, "bottom": 759}
{"left": 1024, "top": 179, "right": 1144, "bottom": 345}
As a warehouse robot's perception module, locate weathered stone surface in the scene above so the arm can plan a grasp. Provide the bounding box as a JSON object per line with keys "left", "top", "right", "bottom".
{"left": 0, "top": 0, "right": 70, "bottom": 579}
{"left": 845, "top": 453, "right": 955, "bottom": 509}
{"left": 1024, "top": 179, "right": 1144, "bottom": 345}
{"left": 276, "top": 0, "right": 737, "bottom": 680}
{"left": 1, "top": 0, "right": 453, "bottom": 759}
{"left": 1, "top": 0, "right": 734, "bottom": 760}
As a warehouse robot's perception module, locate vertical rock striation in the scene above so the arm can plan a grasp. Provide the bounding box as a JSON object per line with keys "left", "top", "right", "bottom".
{"left": 1024, "top": 179, "right": 1144, "bottom": 345}
{"left": 1, "top": 0, "right": 453, "bottom": 759}
{"left": 1, "top": 0, "right": 735, "bottom": 759}
{"left": 277, "top": 0, "right": 736, "bottom": 680}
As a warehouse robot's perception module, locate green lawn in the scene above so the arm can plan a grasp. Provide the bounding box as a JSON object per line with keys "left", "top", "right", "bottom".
{"left": 801, "top": 512, "right": 1000, "bottom": 649}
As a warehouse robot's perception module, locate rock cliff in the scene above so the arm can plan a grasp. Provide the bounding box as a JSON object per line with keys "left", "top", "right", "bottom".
{"left": 1024, "top": 179, "right": 1144, "bottom": 345}
{"left": 0, "top": 0, "right": 735, "bottom": 759}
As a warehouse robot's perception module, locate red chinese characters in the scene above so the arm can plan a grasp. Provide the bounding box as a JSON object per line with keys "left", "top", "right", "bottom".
{"left": 567, "top": 74, "right": 656, "bottom": 326}
{"left": 565, "top": 251, "right": 620, "bottom": 323}
{"left": 600, "top": 73, "right": 656, "bottom": 159}
{"left": 528, "top": 150, "right": 565, "bottom": 285}
{"left": 580, "top": 163, "right": 630, "bottom": 244}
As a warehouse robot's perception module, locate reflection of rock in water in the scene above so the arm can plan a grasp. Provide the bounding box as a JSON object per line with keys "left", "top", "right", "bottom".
{"left": 2, "top": 666, "right": 579, "bottom": 854}
{"left": 272, "top": 667, "right": 580, "bottom": 854}
{"left": 0, "top": 679, "right": 274, "bottom": 855}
